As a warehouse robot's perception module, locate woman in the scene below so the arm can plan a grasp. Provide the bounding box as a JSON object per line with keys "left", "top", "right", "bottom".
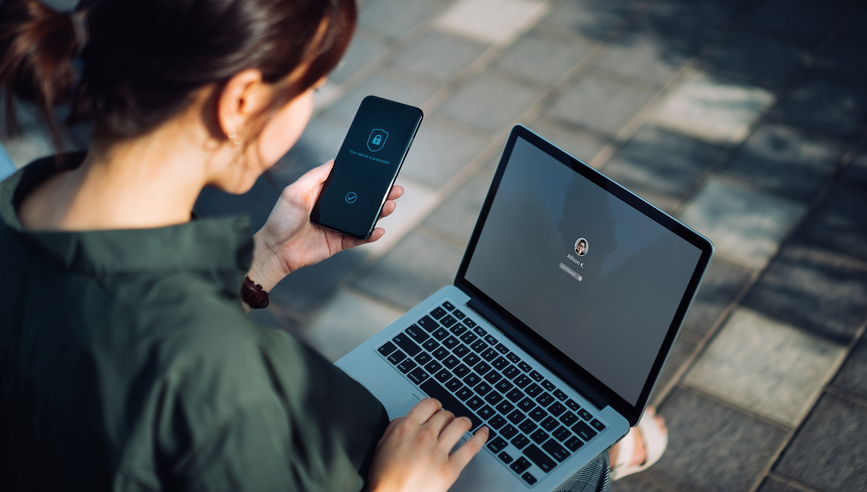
{"left": 0, "top": 1, "right": 662, "bottom": 490}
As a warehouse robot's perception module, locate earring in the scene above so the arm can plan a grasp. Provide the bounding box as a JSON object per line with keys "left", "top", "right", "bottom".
{"left": 227, "top": 129, "right": 241, "bottom": 145}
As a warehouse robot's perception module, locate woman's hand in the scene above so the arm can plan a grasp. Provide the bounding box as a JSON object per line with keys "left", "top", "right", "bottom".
{"left": 369, "top": 399, "right": 489, "bottom": 492}
{"left": 247, "top": 160, "right": 403, "bottom": 292}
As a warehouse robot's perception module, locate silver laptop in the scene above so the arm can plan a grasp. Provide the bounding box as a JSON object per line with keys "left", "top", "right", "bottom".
{"left": 337, "top": 125, "right": 713, "bottom": 491}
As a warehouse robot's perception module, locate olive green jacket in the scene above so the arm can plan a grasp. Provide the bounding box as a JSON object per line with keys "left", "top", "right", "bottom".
{"left": 0, "top": 154, "right": 388, "bottom": 491}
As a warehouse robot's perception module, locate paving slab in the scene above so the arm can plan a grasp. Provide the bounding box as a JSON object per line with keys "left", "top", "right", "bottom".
{"left": 528, "top": 119, "right": 607, "bottom": 165}
{"left": 353, "top": 231, "right": 464, "bottom": 309}
{"left": 390, "top": 31, "right": 487, "bottom": 84}
{"left": 541, "top": 0, "right": 635, "bottom": 40}
{"left": 678, "top": 178, "right": 807, "bottom": 270}
{"left": 611, "top": 476, "right": 667, "bottom": 492}
{"left": 770, "top": 74, "right": 867, "bottom": 140}
{"left": 646, "top": 388, "right": 789, "bottom": 492}
{"left": 422, "top": 173, "right": 490, "bottom": 241}
{"left": 723, "top": 123, "right": 845, "bottom": 202}
{"left": 833, "top": 337, "right": 867, "bottom": 402}
{"left": 302, "top": 290, "right": 404, "bottom": 362}
{"left": 684, "top": 308, "right": 846, "bottom": 426}
{"left": 494, "top": 32, "right": 595, "bottom": 87}
{"left": 326, "top": 74, "right": 436, "bottom": 123}
{"left": 355, "top": 178, "right": 438, "bottom": 257}
{"left": 649, "top": 335, "right": 698, "bottom": 407}
{"left": 399, "top": 122, "right": 488, "bottom": 189}
{"left": 546, "top": 73, "right": 655, "bottom": 137}
{"left": 270, "top": 118, "right": 349, "bottom": 184}
{"left": 699, "top": 30, "right": 804, "bottom": 88}
{"left": 436, "top": 72, "right": 542, "bottom": 133}
{"left": 432, "top": 0, "right": 550, "bottom": 45}
{"left": 358, "top": 0, "right": 438, "bottom": 39}
{"left": 603, "top": 126, "right": 725, "bottom": 199}
{"left": 742, "top": 244, "right": 867, "bottom": 344}
{"left": 329, "top": 35, "right": 389, "bottom": 84}
{"left": 596, "top": 34, "right": 692, "bottom": 88}
{"left": 756, "top": 477, "right": 809, "bottom": 492}
{"left": 635, "top": 0, "right": 739, "bottom": 44}
{"left": 814, "top": 6, "right": 867, "bottom": 83}
{"left": 681, "top": 258, "right": 752, "bottom": 338}
{"left": 651, "top": 71, "right": 775, "bottom": 145}
{"left": 746, "top": 0, "right": 847, "bottom": 42}
{"left": 268, "top": 249, "right": 367, "bottom": 314}
{"left": 843, "top": 152, "right": 867, "bottom": 185}
{"left": 774, "top": 392, "right": 867, "bottom": 492}
{"left": 791, "top": 180, "right": 867, "bottom": 263}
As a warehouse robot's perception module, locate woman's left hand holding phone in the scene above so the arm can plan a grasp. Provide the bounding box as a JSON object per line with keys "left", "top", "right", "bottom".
{"left": 245, "top": 160, "right": 403, "bottom": 300}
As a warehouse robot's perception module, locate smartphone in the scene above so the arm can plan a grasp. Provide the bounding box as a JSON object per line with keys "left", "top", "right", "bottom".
{"left": 311, "top": 95, "right": 424, "bottom": 240}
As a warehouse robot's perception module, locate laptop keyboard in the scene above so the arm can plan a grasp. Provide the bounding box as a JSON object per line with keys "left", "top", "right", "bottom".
{"left": 376, "top": 300, "right": 608, "bottom": 487}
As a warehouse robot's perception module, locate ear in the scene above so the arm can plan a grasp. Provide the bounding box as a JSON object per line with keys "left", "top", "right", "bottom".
{"left": 216, "top": 69, "right": 271, "bottom": 140}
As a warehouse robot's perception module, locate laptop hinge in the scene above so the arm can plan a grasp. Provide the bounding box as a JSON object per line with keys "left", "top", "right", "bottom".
{"left": 466, "top": 298, "right": 609, "bottom": 410}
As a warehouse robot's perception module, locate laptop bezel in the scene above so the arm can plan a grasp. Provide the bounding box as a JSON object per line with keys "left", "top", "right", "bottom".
{"left": 454, "top": 125, "right": 714, "bottom": 426}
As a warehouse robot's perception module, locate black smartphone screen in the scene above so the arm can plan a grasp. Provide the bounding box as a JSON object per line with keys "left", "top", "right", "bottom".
{"left": 311, "top": 96, "right": 423, "bottom": 239}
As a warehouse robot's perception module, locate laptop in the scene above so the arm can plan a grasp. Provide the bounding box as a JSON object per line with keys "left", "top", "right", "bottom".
{"left": 336, "top": 125, "right": 713, "bottom": 490}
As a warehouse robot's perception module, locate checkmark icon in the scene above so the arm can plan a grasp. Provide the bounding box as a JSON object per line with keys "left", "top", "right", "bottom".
{"left": 345, "top": 192, "right": 358, "bottom": 204}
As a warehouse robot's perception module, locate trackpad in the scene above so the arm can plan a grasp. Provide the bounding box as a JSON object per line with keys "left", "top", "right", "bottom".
{"left": 387, "top": 394, "right": 421, "bottom": 420}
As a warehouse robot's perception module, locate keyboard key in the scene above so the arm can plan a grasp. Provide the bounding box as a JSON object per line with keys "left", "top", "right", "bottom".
{"left": 435, "top": 369, "right": 451, "bottom": 383}
{"left": 415, "top": 352, "right": 432, "bottom": 365}
{"left": 475, "top": 382, "right": 493, "bottom": 396}
{"left": 541, "top": 416, "right": 559, "bottom": 431}
{"left": 440, "top": 315, "right": 457, "bottom": 328}
{"left": 463, "top": 373, "right": 481, "bottom": 387}
{"left": 530, "top": 429, "right": 549, "bottom": 445}
{"left": 528, "top": 408, "right": 548, "bottom": 422}
{"left": 485, "top": 391, "right": 504, "bottom": 406}
{"left": 491, "top": 357, "right": 509, "bottom": 370}
{"left": 463, "top": 318, "right": 477, "bottom": 328}
{"left": 450, "top": 324, "right": 467, "bottom": 336}
{"left": 559, "top": 411, "right": 579, "bottom": 427}
{"left": 483, "top": 370, "right": 502, "bottom": 384}
{"left": 500, "top": 424, "right": 519, "bottom": 439}
{"left": 406, "top": 325, "right": 429, "bottom": 344}
{"left": 487, "top": 437, "right": 508, "bottom": 453}
{"left": 507, "top": 409, "right": 525, "bottom": 425}
{"left": 522, "top": 472, "right": 537, "bottom": 485}
{"left": 481, "top": 348, "right": 498, "bottom": 361}
{"left": 590, "top": 419, "right": 606, "bottom": 432}
{"left": 511, "top": 434, "right": 530, "bottom": 449}
{"left": 536, "top": 393, "right": 554, "bottom": 407}
{"left": 514, "top": 375, "right": 532, "bottom": 388}
{"left": 467, "top": 395, "right": 484, "bottom": 410}
{"left": 387, "top": 350, "right": 407, "bottom": 365}
{"left": 518, "top": 362, "right": 532, "bottom": 372}
{"left": 378, "top": 342, "right": 397, "bottom": 356}
{"left": 496, "top": 399, "right": 515, "bottom": 413}
{"left": 452, "top": 309, "right": 465, "bottom": 319}
{"left": 452, "top": 344, "right": 470, "bottom": 357}
{"left": 495, "top": 343, "right": 509, "bottom": 355}
{"left": 578, "top": 409, "right": 593, "bottom": 421}
{"left": 474, "top": 326, "right": 487, "bottom": 337}
{"left": 572, "top": 421, "right": 598, "bottom": 442}
{"left": 495, "top": 380, "right": 514, "bottom": 394}
{"left": 442, "top": 336, "right": 459, "bottom": 350}
{"left": 525, "top": 383, "right": 543, "bottom": 398}
{"left": 393, "top": 333, "right": 421, "bottom": 357}
{"left": 418, "top": 315, "right": 439, "bottom": 332}
{"left": 453, "top": 364, "right": 470, "bottom": 378}
{"left": 541, "top": 380, "right": 556, "bottom": 391}
{"left": 498, "top": 451, "right": 514, "bottom": 464}
{"left": 408, "top": 367, "right": 429, "bottom": 385}
{"left": 565, "top": 436, "right": 584, "bottom": 452}
{"left": 529, "top": 370, "right": 544, "bottom": 382}
{"left": 432, "top": 328, "right": 449, "bottom": 341}
{"left": 425, "top": 361, "right": 442, "bottom": 373}
{"left": 517, "top": 397, "right": 535, "bottom": 413}
{"left": 489, "top": 415, "right": 507, "bottom": 429}
{"left": 509, "top": 457, "right": 531, "bottom": 474}
{"left": 430, "top": 307, "right": 447, "bottom": 319}
{"left": 518, "top": 419, "right": 538, "bottom": 435}
{"left": 476, "top": 426, "right": 495, "bottom": 442}
{"left": 463, "top": 353, "right": 481, "bottom": 367}
{"left": 548, "top": 402, "right": 567, "bottom": 417}
{"left": 553, "top": 389, "right": 568, "bottom": 401}
{"left": 485, "top": 334, "right": 498, "bottom": 345}
{"left": 442, "top": 355, "right": 459, "bottom": 369}
{"left": 421, "top": 339, "right": 439, "bottom": 352}
{"left": 542, "top": 439, "right": 571, "bottom": 463}
{"left": 507, "top": 353, "right": 521, "bottom": 364}
{"left": 460, "top": 332, "right": 478, "bottom": 344}
{"left": 478, "top": 405, "right": 495, "bottom": 420}
{"left": 421, "top": 379, "right": 480, "bottom": 430}
{"left": 502, "top": 365, "right": 520, "bottom": 379}
{"left": 523, "top": 445, "right": 555, "bottom": 473}
{"left": 446, "top": 378, "right": 462, "bottom": 392}
{"left": 442, "top": 301, "right": 455, "bottom": 311}
{"left": 552, "top": 425, "right": 571, "bottom": 442}
{"left": 470, "top": 340, "right": 487, "bottom": 353}
{"left": 506, "top": 388, "right": 525, "bottom": 403}
{"left": 565, "top": 399, "right": 580, "bottom": 412}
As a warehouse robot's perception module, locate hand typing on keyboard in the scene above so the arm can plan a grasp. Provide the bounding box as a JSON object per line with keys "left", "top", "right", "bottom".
{"left": 368, "top": 398, "right": 490, "bottom": 492}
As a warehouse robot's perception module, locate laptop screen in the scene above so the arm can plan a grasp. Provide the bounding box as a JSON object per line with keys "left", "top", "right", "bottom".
{"left": 462, "top": 133, "right": 704, "bottom": 406}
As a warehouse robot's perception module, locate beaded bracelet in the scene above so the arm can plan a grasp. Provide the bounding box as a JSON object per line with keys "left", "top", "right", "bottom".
{"left": 241, "top": 276, "right": 270, "bottom": 309}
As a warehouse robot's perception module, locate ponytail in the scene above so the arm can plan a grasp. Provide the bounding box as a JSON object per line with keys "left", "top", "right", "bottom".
{"left": 0, "top": 0, "right": 84, "bottom": 150}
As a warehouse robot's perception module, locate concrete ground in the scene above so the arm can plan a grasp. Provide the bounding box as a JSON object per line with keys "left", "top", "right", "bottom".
{"left": 3, "top": 1, "right": 866, "bottom": 491}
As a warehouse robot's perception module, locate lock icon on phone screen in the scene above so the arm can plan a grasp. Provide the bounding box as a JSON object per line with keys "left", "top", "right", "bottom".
{"left": 367, "top": 129, "right": 388, "bottom": 152}
{"left": 372, "top": 135, "right": 381, "bottom": 145}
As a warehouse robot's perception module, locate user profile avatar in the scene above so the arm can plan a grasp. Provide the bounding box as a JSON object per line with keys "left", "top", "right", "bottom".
{"left": 574, "top": 238, "right": 589, "bottom": 256}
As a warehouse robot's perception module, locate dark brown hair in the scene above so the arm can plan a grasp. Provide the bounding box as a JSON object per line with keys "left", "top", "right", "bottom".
{"left": 0, "top": 0, "right": 356, "bottom": 151}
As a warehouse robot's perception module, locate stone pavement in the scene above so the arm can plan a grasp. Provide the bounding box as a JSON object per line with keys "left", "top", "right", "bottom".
{"left": 3, "top": 0, "right": 867, "bottom": 491}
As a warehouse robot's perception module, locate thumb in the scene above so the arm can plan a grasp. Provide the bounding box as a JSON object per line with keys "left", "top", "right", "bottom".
{"left": 291, "top": 160, "right": 334, "bottom": 193}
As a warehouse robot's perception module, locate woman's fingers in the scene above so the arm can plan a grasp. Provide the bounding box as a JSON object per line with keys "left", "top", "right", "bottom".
{"left": 449, "top": 427, "right": 489, "bottom": 470}
{"left": 379, "top": 199, "right": 397, "bottom": 219}
{"left": 403, "top": 398, "right": 442, "bottom": 425}
{"left": 436, "top": 415, "right": 472, "bottom": 446}
{"left": 388, "top": 184, "right": 404, "bottom": 201}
